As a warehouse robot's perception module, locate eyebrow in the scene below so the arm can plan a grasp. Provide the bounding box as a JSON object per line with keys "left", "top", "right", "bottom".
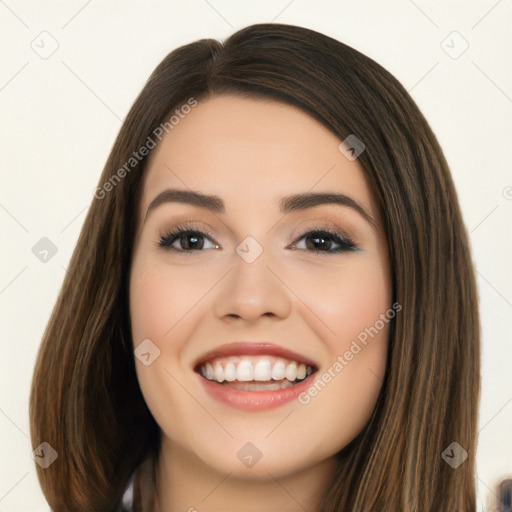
{"left": 144, "top": 189, "right": 377, "bottom": 229}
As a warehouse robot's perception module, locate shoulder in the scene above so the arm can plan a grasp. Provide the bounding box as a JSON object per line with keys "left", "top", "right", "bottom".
{"left": 115, "top": 471, "right": 136, "bottom": 512}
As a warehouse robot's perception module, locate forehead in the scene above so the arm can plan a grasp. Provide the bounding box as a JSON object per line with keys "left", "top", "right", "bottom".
{"left": 140, "top": 95, "right": 376, "bottom": 221}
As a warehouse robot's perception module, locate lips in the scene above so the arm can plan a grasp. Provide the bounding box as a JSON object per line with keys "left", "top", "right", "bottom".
{"left": 193, "top": 342, "right": 318, "bottom": 411}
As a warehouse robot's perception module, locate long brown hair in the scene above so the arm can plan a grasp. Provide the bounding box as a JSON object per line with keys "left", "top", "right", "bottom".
{"left": 30, "top": 23, "right": 480, "bottom": 511}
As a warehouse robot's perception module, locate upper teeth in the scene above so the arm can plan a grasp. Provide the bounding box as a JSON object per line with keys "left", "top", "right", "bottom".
{"left": 198, "top": 356, "right": 313, "bottom": 383}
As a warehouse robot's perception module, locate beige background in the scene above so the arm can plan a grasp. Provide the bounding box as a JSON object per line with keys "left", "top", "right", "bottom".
{"left": 0, "top": 1, "right": 511, "bottom": 510}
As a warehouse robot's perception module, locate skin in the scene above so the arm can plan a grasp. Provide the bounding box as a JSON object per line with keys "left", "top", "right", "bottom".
{"left": 129, "top": 95, "right": 392, "bottom": 512}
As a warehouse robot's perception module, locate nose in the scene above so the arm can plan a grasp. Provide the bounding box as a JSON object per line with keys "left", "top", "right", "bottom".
{"left": 212, "top": 246, "right": 292, "bottom": 323}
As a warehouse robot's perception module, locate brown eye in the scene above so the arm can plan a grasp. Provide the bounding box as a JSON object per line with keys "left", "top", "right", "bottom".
{"left": 159, "top": 229, "right": 218, "bottom": 252}
{"left": 291, "top": 230, "right": 358, "bottom": 254}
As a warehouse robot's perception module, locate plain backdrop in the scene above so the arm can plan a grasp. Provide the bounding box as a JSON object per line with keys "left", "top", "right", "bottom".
{"left": 0, "top": 1, "right": 511, "bottom": 510}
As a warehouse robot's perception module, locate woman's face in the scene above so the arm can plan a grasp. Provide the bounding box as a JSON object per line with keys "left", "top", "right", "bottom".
{"left": 129, "top": 95, "right": 391, "bottom": 479}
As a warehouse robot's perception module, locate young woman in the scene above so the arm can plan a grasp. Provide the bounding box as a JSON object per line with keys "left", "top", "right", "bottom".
{"left": 29, "top": 23, "right": 480, "bottom": 511}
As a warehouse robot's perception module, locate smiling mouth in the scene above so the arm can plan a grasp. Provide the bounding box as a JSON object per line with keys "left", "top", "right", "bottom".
{"left": 194, "top": 355, "right": 317, "bottom": 392}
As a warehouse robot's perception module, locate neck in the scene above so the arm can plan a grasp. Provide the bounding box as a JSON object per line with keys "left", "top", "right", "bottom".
{"left": 152, "top": 437, "right": 337, "bottom": 512}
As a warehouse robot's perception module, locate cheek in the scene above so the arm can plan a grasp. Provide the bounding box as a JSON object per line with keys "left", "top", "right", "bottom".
{"left": 288, "top": 255, "right": 390, "bottom": 449}
{"left": 130, "top": 270, "right": 175, "bottom": 343}
{"left": 129, "top": 260, "right": 206, "bottom": 447}
{"left": 129, "top": 261, "right": 185, "bottom": 404}
{"left": 289, "top": 254, "right": 391, "bottom": 344}
{"left": 130, "top": 260, "right": 208, "bottom": 345}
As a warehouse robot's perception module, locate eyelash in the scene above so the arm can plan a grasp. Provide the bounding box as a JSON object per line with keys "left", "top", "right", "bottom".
{"left": 158, "top": 222, "right": 358, "bottom": 255}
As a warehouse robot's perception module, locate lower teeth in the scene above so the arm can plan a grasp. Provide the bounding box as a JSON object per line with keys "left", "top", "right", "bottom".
{"left": 220, "top": 379, "right": 303, "bottom": 391}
